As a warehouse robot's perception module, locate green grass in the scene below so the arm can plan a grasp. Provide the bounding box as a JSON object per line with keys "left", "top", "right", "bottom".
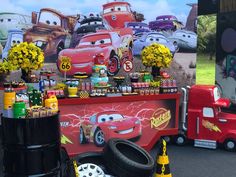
{"left": 196, "top": 54, "right": 215, "bottom": 85}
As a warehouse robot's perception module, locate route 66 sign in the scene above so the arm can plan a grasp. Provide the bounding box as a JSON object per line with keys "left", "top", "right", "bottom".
{"left": 60, "top": 56, "right": 72, "bottom": 72}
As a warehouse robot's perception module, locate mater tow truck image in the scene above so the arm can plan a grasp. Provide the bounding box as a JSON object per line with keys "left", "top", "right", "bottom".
{"left": 175, "top": 85, "right": 236, "bottom": 151}
{"left": 24, "top": 8, "right": 76, "bottom": 61}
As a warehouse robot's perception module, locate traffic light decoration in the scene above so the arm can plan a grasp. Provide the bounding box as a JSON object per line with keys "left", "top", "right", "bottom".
{"left": 155, "top": 139, "right": 172, "bottom": 177}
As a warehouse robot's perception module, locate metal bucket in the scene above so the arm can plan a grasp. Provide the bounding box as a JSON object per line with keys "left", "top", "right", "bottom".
{"left": 3, "top": 91, "right": 16, "bottom": 110}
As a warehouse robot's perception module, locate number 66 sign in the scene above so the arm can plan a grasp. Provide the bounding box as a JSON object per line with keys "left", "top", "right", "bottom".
{"left": 60, "top": 56, "right": 72, "bottom": 72}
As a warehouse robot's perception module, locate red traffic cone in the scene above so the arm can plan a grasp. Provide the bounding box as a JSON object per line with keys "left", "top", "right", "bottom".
{"left": 155, "top": 139, "right": 172, "bottom": 177}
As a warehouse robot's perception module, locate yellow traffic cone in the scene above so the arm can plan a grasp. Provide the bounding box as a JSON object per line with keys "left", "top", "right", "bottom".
{"left": 73, "top": 160, "right": 80, "bottom": 177}
{"left": 155, "top": 139, "right": 172, "bottom": 177}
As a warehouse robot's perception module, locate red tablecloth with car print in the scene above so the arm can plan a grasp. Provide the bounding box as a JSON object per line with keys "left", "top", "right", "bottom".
{"left": 59, "top": 94, "right": 180, "bottom": 156}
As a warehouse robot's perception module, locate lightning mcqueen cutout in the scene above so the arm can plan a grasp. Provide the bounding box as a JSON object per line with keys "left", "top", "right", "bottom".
{"left": 79, "top": 111, "right": 142, "bottom": 147}
{"left": 57, "top": 31, "right": 133, "bottom": 76}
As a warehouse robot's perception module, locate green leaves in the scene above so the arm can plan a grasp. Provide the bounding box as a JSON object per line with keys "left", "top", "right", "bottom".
{"left": 197, "top": 15, "right": 216, "bottom": 56}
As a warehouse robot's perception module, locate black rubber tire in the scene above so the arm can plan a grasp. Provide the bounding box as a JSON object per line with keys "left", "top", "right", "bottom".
{"left": 103, "top": 138, "right": 155, "bottom": 177}
{"left": 72, "top": 152, "right": 113, "bottom": 175}
{"left": 60, "top": 147, "right": 73, "bottom": 177}
{"left": 107, "top": 53, "right": 120, "bottom": 76}
{"left": 79, "top": 127, "right": 87, "bottom": 144}
{"left": 93, "top": 128, "right": 105, "bottom": 147}
{"left": 224, "top": 139, "right": 236, "bottom": 152}
{"left": 174, "top": 134, "right": 186, "bottom": 146}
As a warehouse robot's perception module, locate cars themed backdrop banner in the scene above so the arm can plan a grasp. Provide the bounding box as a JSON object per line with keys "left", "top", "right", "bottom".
{"left": 0, "top": 0, "right": 197, "bottom": 75}
{"left": 0, "top": 0, "right": 196, "bottom": 155}
{"left": 59, "top": 96, "right": 179, "bottom": 156}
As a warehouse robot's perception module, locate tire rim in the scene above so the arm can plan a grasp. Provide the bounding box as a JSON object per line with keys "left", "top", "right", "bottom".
{"left": 177, "top": 136, "right": 184, "bottom": 144}
{"left": 227, "top": 141, "right": 235, "bottom": 149}
{"left": 108, "top": 57, "right": 118, "bottom": 74}
{"left": 95, "top": 130, "right": 104, "bottom": 145}
{"left": 77, "top": 163, "right": 104, "bottom": 177}
{"left": 79, "top": 128, "right": 83, "bottom": 143}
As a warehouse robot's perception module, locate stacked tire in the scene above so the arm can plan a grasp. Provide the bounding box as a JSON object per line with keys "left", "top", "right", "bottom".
{"left": 103, "top": 139, "right": 155, "bottom": 177}
{"left": 72, "top": 139, "right": 155, "bottom": 177}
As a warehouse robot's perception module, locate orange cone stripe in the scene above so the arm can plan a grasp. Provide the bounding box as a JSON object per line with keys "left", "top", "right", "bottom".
{"left": 157, "top": 155, "right": 169, "bottom": 164}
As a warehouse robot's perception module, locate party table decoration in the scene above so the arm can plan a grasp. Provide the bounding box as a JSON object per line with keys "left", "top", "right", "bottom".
{"left": 7, "top": 42, "right": 44, "bottom": 82}
{"left": 141, "top": 43, "right": 173, "bottom": 79}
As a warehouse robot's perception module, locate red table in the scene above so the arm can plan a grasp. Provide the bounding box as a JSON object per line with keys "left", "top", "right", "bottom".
{"left": 59, "top": 93, "right": 180, "bottom": 156}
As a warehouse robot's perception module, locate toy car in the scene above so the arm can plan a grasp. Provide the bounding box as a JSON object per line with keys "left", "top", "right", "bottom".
{"left": 166, "top": 29, "right": 197, "bottom": 52}
{"left": 2, "top": 29, "right": 23, "bottom": 59}
{"left": 57, "top": 31, "right": 133, "bottom": 76}
{"left": 24, "top": 8, "right": 76, "bottom": 59}
{"left": 125, "top": 22, "right": 151, "bottom": 35}
{"left": 0, "top": 12, "right": 31, "bottom": 46}
{"left": 149, "top": 15, "right": 183, "bottom": 32}
{"left": 133, "top": 32, "right": 177, "bottom": 56}
{"left": 80, "top": 111, "right": 142, "bottom": 147}
{"left": 70, "top": 14, "right": 107, "bottom": 48}
{"left": 102, "top": 1, "right": 136, "bottom": 29}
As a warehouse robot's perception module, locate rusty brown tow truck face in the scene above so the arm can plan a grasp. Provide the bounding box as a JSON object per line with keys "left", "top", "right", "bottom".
{"left": 24, "top": 8, "right": 76, "bottom": 62}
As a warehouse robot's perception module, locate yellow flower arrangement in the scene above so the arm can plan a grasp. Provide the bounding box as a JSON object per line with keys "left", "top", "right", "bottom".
{"left": 141, "top": 43, "right": 173, "bottom": 68}
{"left": 0, "top": 60, "right": 17, "bottom": 74}
{"left": 7, "top": 42, "right": 44, "bottom": 72}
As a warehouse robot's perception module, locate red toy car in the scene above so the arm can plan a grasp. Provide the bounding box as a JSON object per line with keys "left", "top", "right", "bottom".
{"left": 57, "top": 31, "right": 133, "bottom": 76}
{"left": 102, "top": 1, "right": 144, "bottom": 29}
{"left": 79, "top": 111, "right": 142, "bottom": 147}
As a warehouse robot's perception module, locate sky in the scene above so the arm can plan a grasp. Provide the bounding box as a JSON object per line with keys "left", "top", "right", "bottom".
{"left": 0, "top": 0, "right": 197, "bottom": 25}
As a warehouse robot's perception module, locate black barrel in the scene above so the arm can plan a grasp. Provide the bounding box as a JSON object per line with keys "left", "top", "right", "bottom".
{"left": 1, "top": 114, "right": 61, "bottom": 177}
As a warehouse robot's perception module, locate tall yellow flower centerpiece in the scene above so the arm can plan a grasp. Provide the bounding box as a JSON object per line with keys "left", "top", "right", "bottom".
{"left": 7, "top": 42, "right": 44, "bottom": 82}
{"left": 141, "top": 43, "right": 173, "bottom": 78}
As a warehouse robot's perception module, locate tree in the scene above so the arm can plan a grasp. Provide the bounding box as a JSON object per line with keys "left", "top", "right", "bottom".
{"left": 197, "top": 15, "right": 216, "bottom": 60}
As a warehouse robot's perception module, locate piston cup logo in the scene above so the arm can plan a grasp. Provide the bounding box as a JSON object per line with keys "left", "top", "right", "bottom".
{"left": 151, "top": 108, "right": 171, "bottom": 130}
